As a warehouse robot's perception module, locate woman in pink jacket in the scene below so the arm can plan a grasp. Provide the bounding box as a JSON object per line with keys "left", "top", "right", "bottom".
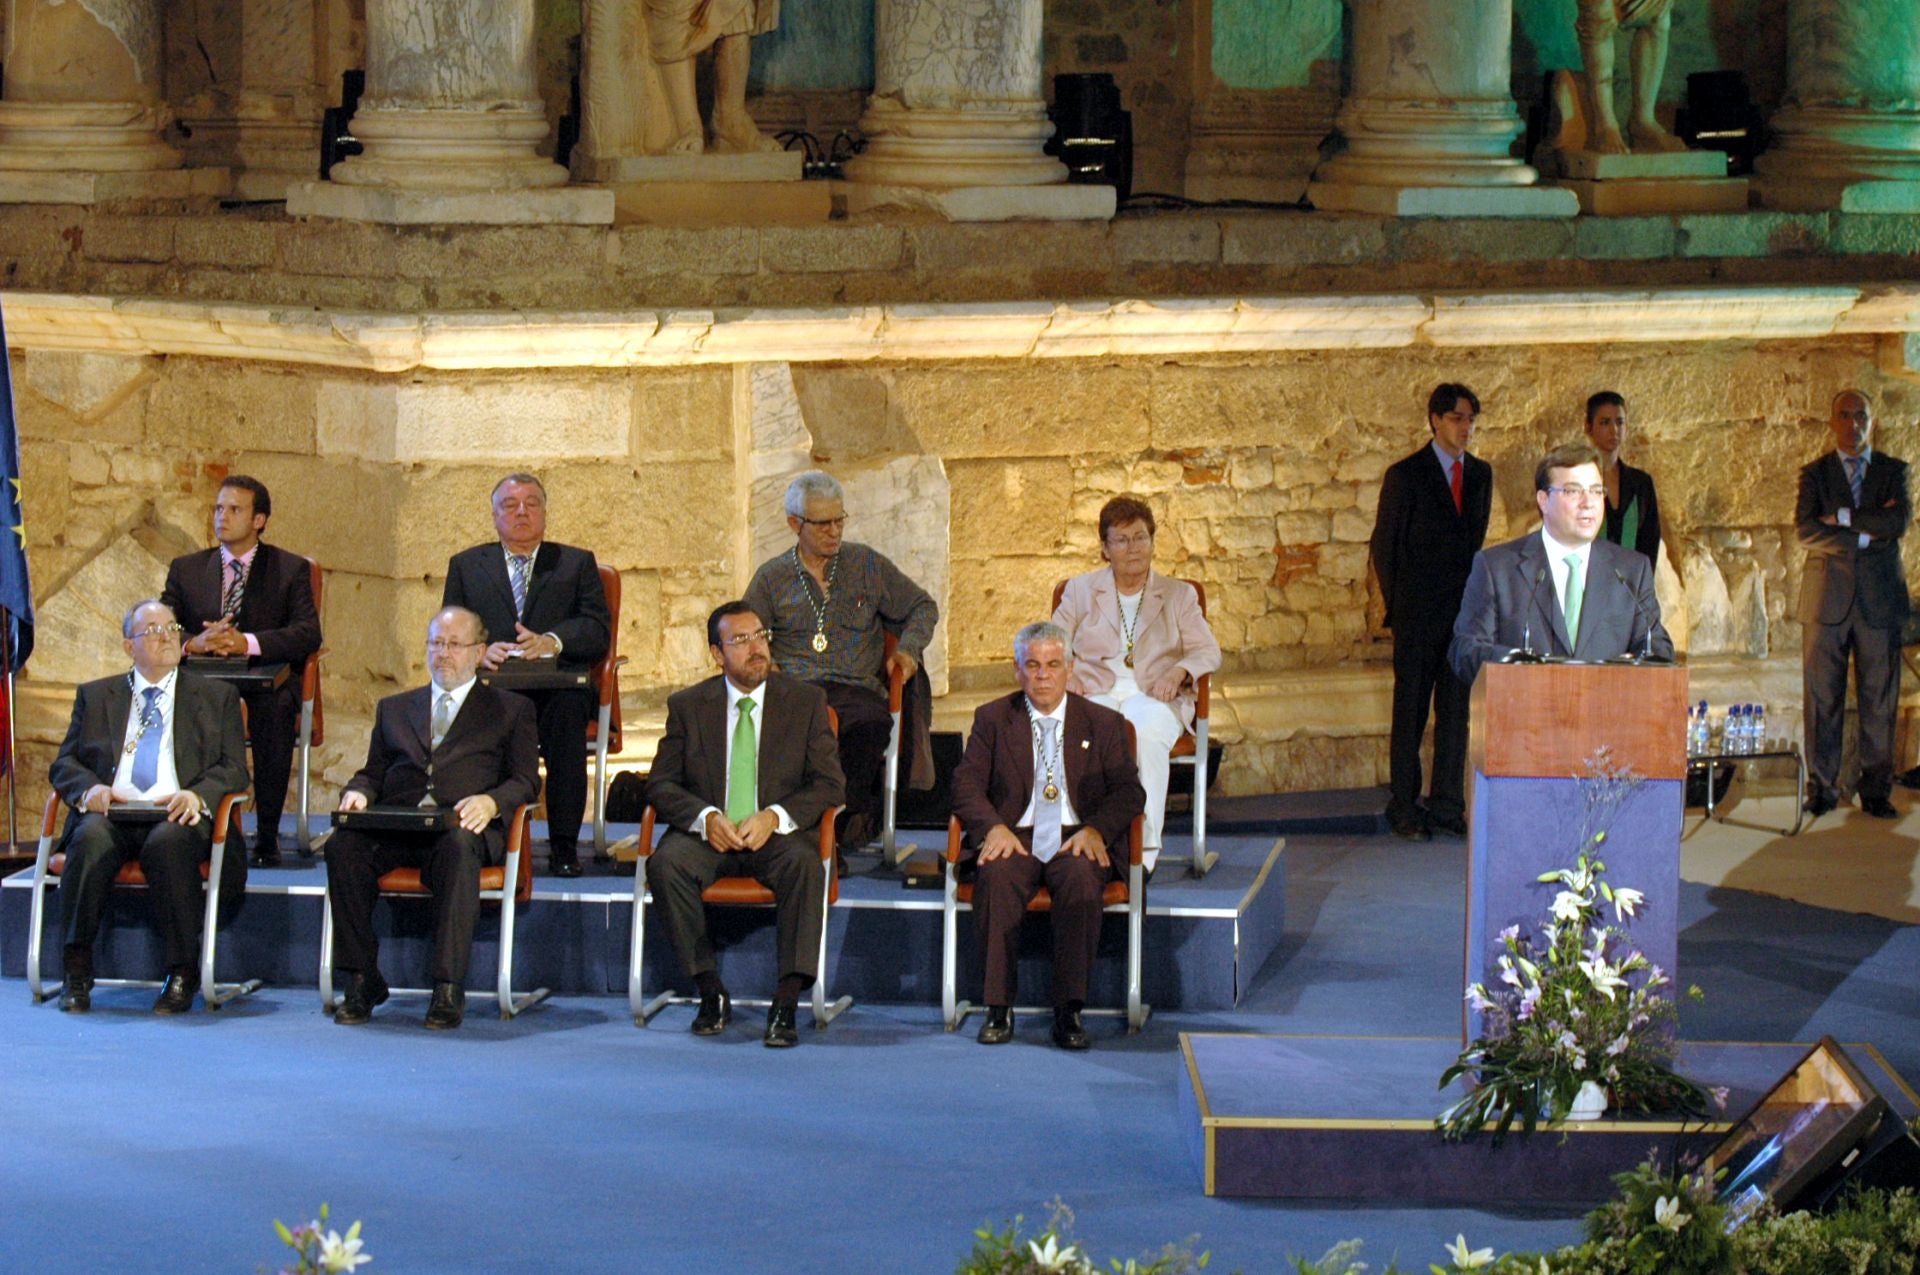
{"left": 1052, "top": 496, "right": 1222, "bottom": 873}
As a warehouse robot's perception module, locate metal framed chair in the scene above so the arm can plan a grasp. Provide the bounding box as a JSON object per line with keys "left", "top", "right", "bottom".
{"left": 627, "top": 708, "right": 850, "bottom": 1028}
{"left": 1051, "top": 577, "right": 1216, "bottom": 877}
{"left": 25, "top": 790, "right": 260, "bottom": 1009}
{"left": 589, "top": 562, "right": 629, "bottom": 858}
{"left": 317, "top": 803, "right": 548, "bottom": 1019}
{"left": 876, "top": 629, "right": 912, "bottom": 867}
{"left": 939, "top": 802, "right": 1149, "bottom": 1034}
{"left": 295, "top": 555, "right": 325, "bottom": 856}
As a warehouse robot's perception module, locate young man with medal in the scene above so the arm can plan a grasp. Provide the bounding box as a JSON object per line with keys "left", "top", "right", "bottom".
{"left": 949, "top": 621, "right": 1145, "bottom": 1050}
{"left": 742, "top": 470, "right": 937, "bottom": 849}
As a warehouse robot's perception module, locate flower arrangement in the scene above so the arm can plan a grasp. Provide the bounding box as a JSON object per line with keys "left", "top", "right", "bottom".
{"left": 957, "top": 1200, "right": 1210, "bottom": 1274}
{"left": 1437, "top": 754, "right": 1718, "bottom": 1142}
{"left": 266, "top": 1203, "right": 372, "bottom": 1274}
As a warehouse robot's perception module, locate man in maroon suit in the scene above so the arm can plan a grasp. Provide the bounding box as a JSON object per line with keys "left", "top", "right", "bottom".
{"left": 951, "top": 621, "right": 1144, "bottom": 1050}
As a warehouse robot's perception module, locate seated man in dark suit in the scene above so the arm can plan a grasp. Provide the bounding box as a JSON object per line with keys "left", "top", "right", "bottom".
{"left": 49, "top": 599, "right": 250, "bottom": 1014}
{"left": 325, "top": 606, "right": 540, "bottom": 1030}
{"left": 951, "top": 621, "right": 1145, "bottom": 1051}
{"left": 160, "top": 475, "right": 321, "bottom": 867}
{"left": 1449, "top": 441, "right": 1674, "bottom": 687}
{"left": 645, "top": 601, "right": 845, "bottom": 1048}
{"left": 443, "top": 473, "right": 610, "bottom": 877}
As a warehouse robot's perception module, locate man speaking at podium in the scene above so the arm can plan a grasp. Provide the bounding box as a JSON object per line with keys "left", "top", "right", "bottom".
{"left": 1449, "top": 441, "right": 1672, "bottom": 686}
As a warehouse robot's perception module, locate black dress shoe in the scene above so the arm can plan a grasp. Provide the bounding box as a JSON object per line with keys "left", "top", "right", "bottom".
{"left": 690, "top": 989, "right": 731, "bottom": 1035}
{"left": 763, "top": 1001, "right": 799, "bottom": 1048}
{"left": 1389, "top": 813, "right": 1432, "bottom": 842}
{"left": 1897, "top": 767, "right": 1920, "bottom": 792}
{"left": 549, "top": 846, "right": 583, "bottom": 878}
{"left": 1051, "top": 1006, "right": 1091, "bottom": 1051}
{"left": 59, "top": 974, "right": 93, "bottom": 1013}
{"left": 152, "top": 972, "right": 197, "bottom": 1015}
{"left": 334, "top": 971, "right": 390, "bottom": 1025}
{"left": 1804, "top": 791, "right": 1838, "bottom": 818}
{"left": 976, "top": 1006, "right": 1014, "bottom": 1045}
{"left": 1429, "top": 812, "right": 1469, "bottom": 838}
{"left": 424, "top": 981, "right": 466, "bottom": 1030}
{"left": 1862, "top": 795, "right": 1900, "bottom": 819}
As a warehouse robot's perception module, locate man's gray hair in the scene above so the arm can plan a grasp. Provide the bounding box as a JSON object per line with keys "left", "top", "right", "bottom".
{"left": 1013, "top": 620, "right": 1072, "bottom": 664}
{"left": 431, "top": 604, "right": 490, "bottom": 645}
{"left": 783, "top": 470, "right": 844, "bottom": 518}
{"left": 491, "top": 472, "right": 546, "bottom": 501}
{"left": 122, "top": 599, "right": 172, "bottom": 638}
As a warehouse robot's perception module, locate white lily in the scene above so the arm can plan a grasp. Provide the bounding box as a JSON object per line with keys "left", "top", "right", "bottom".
{"left": 1654, "top": 1195, "right": 1690, "bottom": 1232}
{"left": 317, "top": 1229, "right": 372, "bottom": 1273}
{"left": 1580, "top": 958, "right": 1626, "bottom": 1001}
{"left": 1027, "top": 1235, "right": 1085, "bottom": 1272}
{"left": 1465, "top": 985, "right": 1497, "bottom": 1013}
{"left": 1612, "top": 887, "right": 1644, "bottom": 921}
{"left": 1443, "top": 1232, "right": 1495, "bottom": 1269}
{"left": 1551, "top": 891, "right": 1585, "bottom": 923}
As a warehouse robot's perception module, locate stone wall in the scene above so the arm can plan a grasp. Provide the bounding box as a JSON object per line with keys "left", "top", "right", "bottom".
{"left": 10, "top": 328, "right": 1918, "bottom": 797}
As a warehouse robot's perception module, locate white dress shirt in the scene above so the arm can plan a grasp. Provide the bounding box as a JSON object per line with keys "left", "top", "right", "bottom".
{"left": 112, "top": 669, "right": 181, "bottom": 799}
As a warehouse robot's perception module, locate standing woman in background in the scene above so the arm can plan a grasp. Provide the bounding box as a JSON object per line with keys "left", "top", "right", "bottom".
{"left": 1585, "top": 390, "right": 1663, "bottom": 568}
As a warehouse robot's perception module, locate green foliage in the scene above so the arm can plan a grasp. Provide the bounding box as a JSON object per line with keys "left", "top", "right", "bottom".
{"left": 956, "top": 1202, "right": 1215, "bottom": 1275}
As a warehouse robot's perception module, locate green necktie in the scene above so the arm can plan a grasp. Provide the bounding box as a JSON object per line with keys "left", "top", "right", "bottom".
{"left": 727, "top": 697, "right": 757, "bottom": 823}
{"left": 1562, "top": 553, "right": 1584, "bottom": 650}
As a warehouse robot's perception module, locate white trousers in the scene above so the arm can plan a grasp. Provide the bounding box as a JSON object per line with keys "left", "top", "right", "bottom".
{"left": 1088, "top": 689, "right": 1185, "bottom": 870}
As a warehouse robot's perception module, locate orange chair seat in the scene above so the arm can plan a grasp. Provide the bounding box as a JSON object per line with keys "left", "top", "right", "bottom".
{"left": 952, "top": 880, "right": 1130, "bottom": 910}
{"left": 698, "top": 874, "right": 840, "bottom": 906}
{"left": 46, "top": 853, "right": 210, "bottom": 886}
{"left": 1170, "top": 734, "right": 1196, "bottom": 759}
{"left": 378, "top": 866, "right": 510, "bottom": 894}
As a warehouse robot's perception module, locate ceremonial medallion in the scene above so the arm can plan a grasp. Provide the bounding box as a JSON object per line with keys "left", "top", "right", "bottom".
{"left": 812, "top": 632, "right": 829, "bottom": 653}
{"left": 1043, "top": 783, "right": 1060, "bottom": 802}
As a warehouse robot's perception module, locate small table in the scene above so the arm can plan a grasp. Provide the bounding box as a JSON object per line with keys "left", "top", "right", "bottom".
{"left": 1687, "top": 745, "right": 1806, "bottom": 836}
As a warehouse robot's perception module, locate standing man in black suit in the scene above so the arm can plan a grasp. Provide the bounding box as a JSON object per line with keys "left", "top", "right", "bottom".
{"left": 950, "top": 621, "right": 1145, "bottom": 1050}
{"left": 443, "top": 473, "right": 611, "bottom": 877}
{"left": 1369, "top": 384, "right": 1494, "bottom": 841}
{"left": 49, "top": 600, "right": 250, "bottom": 1014}
{"left": 1798, "top": 390, "right": 1910, "bottom": 820}
{"left": 1449, "top": 441, "right": 1673, "bottom": 685}
{"left": 326, "top": 606, "right": 540, "bottom": 1029}
{"left": 646, "top": 601, "right": 845, "bottom": 1048}
{"left": 160, "top": 475, "right": 321, "bottom": 867}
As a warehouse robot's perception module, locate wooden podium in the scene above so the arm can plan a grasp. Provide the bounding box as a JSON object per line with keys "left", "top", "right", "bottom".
{"left": 1463, "top": 663, "right": 1689, "bottom": 1042}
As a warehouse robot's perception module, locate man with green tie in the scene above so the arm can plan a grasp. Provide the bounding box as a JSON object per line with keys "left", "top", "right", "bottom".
{"left": 645, "top": 602, "right": 846, "bottom": 1048}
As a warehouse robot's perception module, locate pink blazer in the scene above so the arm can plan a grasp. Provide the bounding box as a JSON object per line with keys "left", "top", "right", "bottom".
{"left": 1052, "top": 567, "right": 1221, "bottom": 732}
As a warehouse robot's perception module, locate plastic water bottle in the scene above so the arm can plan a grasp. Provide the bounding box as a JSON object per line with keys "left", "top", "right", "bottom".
{"left": 1752, "top": 703, "right": 1768, "bottom": 753}
{"left": 1695, "top": 699, "right": 1710, "bottom": 756}
{"left": 1731, "top": 705, "right": 1750, "bottom": 755}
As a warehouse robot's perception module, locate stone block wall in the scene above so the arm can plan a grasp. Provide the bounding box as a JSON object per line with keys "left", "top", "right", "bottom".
{"left": 13, "top": 331, "right": 1917, "bottom": 798}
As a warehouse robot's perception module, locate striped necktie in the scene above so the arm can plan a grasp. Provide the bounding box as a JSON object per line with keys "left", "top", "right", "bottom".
{"left": 222, "top": 557, "right": 248, "bottom": 619}
{"left": 509, "top": 554, "right": 531, "bottom": 618}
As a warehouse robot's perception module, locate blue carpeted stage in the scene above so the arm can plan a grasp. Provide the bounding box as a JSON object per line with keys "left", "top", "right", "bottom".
{"left": 2, "top": 795, "right": 1916, "bottom": 1273}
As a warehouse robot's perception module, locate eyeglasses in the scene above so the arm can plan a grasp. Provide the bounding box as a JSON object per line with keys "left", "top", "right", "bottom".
{"left": 131, "top": 623, "right": 184, "bottom": 640}
{"left": 720, "top": 628, "right": 772, "bottom": 649}
{"left": 1105, "top": 533, "right": 1153, "bottom": 550}
{"left": 797, "top": 515, "right": 848, "bottom": 530}
{"left": 1548, "top": 484, "right": 1607, "bottom": 502}
{"left": 425, "top": 639, "right": 483, "bottom": 653}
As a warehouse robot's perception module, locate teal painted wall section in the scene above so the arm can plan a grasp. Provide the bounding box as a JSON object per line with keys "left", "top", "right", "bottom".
{"left": 750, "top": 0, "right": 875, "bottom": 92}
{"left": 1512, "top": 0, "right": 1788, "bottom": 112}
{"left": 1212, "top": 0, "right": 1342, "bottom": 90}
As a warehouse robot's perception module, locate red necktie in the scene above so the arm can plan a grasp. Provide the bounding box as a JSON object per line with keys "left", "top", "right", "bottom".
{"left": 1450, "top": 458, "right": 1464, "bottom": 515}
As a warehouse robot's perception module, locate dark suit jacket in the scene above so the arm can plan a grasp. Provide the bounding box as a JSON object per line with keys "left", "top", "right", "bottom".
{"left": 1602, "top": 461, "right": 1662, "bottom": 569}
{"left": 1370, "top": 445, "right": 1493, "bottom": 638}
{"left": 646, "top": 673, "right": 845, "bottom": 836}
{"left": 160, "top": 541, "right": 322, "bottom": 670}
{"left": 1796, "top": 450, "right": 1911, "bottom": 629}
{"left": 49, "top": 670, "right": 250, "bottom": 848}
{"left": 344, "top": 682, "right": 540, "bottom": 860}
{"left": 1448, "top": 532, "right": 1674, "bottom": 685}
{"left": 443, "top": 541, "right": 611, "bottom": 668}
{"left": 951, "top": 691, "right": 1145, "bottom": 856}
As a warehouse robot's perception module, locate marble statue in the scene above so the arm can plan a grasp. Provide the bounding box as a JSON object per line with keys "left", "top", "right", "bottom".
{"left": 579, "top": 0, "right": 781, "bottom": 162}
{"left": 1576, "top": 0, "right": 1687, "bottom": 153}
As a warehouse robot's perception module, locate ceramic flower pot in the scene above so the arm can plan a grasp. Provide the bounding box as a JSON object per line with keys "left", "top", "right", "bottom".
{"left": 1566, "top": 1079, "right": 1609, "bottom": 1121}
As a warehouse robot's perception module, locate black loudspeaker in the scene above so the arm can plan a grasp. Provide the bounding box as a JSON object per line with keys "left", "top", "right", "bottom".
{"left": 1805, "top": 1115, "right": 1920, "bottom": 1213}
{"left": 1045, "top": 73, "right": 1133, "bottom": 201}
{"left": 1674, "top": 70, "right": 1763, "bottom": 176}
{"left": 896, "top": 730, "right": 963, "bottom": 829}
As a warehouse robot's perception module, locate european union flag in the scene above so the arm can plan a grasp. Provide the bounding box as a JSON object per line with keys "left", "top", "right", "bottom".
{"left": 0, "top": 299, "right": 32, "bottom": 673}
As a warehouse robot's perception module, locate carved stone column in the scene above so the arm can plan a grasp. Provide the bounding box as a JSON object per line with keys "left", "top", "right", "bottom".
{"left": 1756, "top": 0, "right": 1920, "bottom": 212}
{"left": 1307, "top": 0, "right": 1576, "bottom": 217}
{"left": 285, "top": 0, "right": 612, "bottom": 225}
{"left": 0, "top": 0, "right": 229, "bottom": 203}
{"left": 166, "top": 0, "right": 359, "bottom": 202}
{"left": 841, "top": 0, "right": 1113, "bottom": 221}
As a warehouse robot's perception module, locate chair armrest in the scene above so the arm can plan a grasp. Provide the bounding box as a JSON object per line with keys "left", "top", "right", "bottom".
{"left": 1128, "top": 813, "right": 1143, "bottom": 866}
{"left": 945, "top": 815, "right": 965, "bottom": 864}
{"left": 209, "top": 792, "right": 252, "bottom": 841}
{"left": 883, "top": 631, "right": 904, "bottom": 713}
{"left": 816, "top": 804, "right": 844, "bottom": 862}
{"left": 507, "top": 804, "right": 535, "bottom": 901}
{"left": 1194, "top": 669, "right": 1209, "bottom": 720}
{"left": 40, "top": 791, "right": 61, "bottom": 838}
{"left": 638, "top": 806, "right": 657, "bottom": 856}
